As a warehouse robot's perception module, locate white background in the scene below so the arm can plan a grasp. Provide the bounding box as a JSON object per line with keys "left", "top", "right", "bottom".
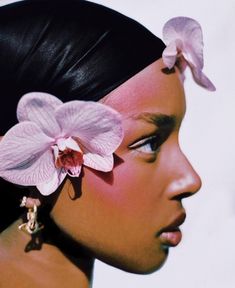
{"left": 1, "top": 0, "right": 235, "bottom": 287}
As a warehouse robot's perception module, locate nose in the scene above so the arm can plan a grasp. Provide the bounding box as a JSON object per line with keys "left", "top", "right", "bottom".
{"left": 165, "top": 148, "right": 202, "bottom": 201}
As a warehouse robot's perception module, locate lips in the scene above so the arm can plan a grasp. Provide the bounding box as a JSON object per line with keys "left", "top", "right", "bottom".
{"left": 158, "top": 212, "right": 186, "bottom": 247}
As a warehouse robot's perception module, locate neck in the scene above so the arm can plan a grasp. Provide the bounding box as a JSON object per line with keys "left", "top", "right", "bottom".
{"left": 0, "top": 218, "right": 94, "bottom": 288}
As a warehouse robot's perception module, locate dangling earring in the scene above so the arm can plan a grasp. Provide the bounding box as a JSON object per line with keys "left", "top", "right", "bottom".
{"left": 18, "top": 196, "right": 44, "bottom": 235}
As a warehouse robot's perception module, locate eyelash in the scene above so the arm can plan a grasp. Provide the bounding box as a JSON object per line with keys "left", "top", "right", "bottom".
{"left": 129, "top": 135, "right": 161, "bottom": 155}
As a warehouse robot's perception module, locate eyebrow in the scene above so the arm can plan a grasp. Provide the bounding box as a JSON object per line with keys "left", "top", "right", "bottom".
{"left": 132, "top": 112, "right": 176, "bottom": 129}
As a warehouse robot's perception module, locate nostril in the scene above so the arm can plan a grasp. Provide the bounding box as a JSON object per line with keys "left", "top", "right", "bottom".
{"left": 171, "top": 191, "right": 196, "bottom": 201}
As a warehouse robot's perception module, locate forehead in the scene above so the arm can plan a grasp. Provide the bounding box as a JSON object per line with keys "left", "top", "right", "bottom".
{"left": 103, "top": 59, "right": 186, "bottom": 122}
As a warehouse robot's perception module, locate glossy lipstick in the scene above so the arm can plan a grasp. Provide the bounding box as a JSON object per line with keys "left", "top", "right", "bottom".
{"left": 158, "top": 212, "right": 186, "bottom": 247}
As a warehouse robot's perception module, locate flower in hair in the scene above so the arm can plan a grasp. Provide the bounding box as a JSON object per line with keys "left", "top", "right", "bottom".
{"left": 0, "top": 92, "right": 123, "bottom": 195}
{"left": 162, "top": 17, "right": 216, "bottom": 91}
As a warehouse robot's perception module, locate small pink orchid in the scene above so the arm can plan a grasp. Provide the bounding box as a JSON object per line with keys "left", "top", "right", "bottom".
{"left": 162, "top": 17, "right": 216, "bottom": 91}
{"left": 0, "top": 92, "right": 123, "bottom": 195}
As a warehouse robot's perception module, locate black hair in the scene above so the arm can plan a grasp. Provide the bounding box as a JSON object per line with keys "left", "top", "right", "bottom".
{"left": 0, "top": 0, "right": 165, "bottom": 231}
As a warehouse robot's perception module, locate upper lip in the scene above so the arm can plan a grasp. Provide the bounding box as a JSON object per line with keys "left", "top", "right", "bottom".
{"left": 157, "top": 211, "right": 186, "bottom": 235}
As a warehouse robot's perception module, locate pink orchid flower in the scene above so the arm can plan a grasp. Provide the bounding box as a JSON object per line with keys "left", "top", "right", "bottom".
{"left": 162, "top": 17, "right": 216, "bottom": 91}
{"left": 0, "top": 92, "right": 123, "bottom": 195}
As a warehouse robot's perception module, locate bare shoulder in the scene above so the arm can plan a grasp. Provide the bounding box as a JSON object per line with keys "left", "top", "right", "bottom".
{"left": 0, "top": 240, "right": 28, "bottom": 287}
{"left": 0, "top": 239, "right": 9, "bottom": 265}
{"left": 0, "top": 247, "right": 34, "bottom": 288}
{"left": 0, "top": 242, "right": 17, "bottom": 287}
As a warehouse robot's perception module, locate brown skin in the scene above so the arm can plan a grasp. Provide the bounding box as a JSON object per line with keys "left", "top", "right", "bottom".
{"left": 0, "top": 59, "right": 201, "bottom": 287}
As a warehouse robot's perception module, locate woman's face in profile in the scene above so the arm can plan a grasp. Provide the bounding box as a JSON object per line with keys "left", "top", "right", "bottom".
{"left": 51, "top": 59, "right": 202, "bottom": 274}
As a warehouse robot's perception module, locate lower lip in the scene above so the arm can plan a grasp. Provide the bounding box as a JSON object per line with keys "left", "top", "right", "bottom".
{"left": 159, "top": 229, "right": 182, "bottom": 247}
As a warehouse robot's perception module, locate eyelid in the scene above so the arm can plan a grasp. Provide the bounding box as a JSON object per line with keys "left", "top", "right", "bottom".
{"left": 128, "top": 120, "right": 175, "bottom": 151}
{"left": 128, "top": 135, "right": 156, "bottom": 149}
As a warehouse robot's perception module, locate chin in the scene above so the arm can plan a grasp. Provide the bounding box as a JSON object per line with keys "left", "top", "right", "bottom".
{"left": 102, "top": 247, "right": 169, "bottom": 275}
{"left": 125, "top": 254, "right": 168, "bottom": 275}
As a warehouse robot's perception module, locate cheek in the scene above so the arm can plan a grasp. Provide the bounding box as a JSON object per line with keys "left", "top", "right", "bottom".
{"left": 71, "top": 160, "right": 168, "bottom": 273}
{"left": 83, "top": 158, "right": 162, "bottom": 219}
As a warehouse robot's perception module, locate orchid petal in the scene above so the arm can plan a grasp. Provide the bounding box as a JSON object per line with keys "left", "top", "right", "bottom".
{"left": 163, "top": 17, "right": 203, "bottom": 69}
{"left": 162, "top": 41, "right": 178, "bottom": 69}
{"left": 66, "top": 165, "right": 82, "bottom": 177}
{"left": 64, "top": 137, "right": 82, "bottom": 152}
{"left": 162, "top": 17, "right": 216, "bottom": 91}
{"left": 55, "top": 101, "right": 123, "bottom": 155}
{"left": 17, "top": 92, "right": 63, "bottom": 137}
{"left": 37, "top": 168, "right": 67, "bottom": 196}
{"left": 83, "top": 153, "right": 114, "bottom": 172}
{"left": 0, "top": 122, "right": 56, "bottom": 185}
{"left": 190, "top": 66, "right": 216, "bottom": 91}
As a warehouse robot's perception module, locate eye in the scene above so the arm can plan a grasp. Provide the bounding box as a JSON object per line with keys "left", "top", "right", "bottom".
{"left": 129, "top": 135, "right": 161, "bottom": 154}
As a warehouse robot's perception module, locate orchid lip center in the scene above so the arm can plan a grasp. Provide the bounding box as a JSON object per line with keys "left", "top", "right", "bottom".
{"left": 52, "top": 137, "right": 84, "bottom": 176}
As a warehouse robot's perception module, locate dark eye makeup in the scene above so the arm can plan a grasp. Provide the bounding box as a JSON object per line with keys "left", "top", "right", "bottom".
{"left": 128, "top": 124, "right": 174, "bottom": 158}
{"left": 129, "top": 134, "right": 162, "bottom": 154}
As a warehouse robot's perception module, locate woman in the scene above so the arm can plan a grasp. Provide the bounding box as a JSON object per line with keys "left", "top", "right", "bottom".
{"left": 0, "top": 0, "right": 215, "bottom": 287}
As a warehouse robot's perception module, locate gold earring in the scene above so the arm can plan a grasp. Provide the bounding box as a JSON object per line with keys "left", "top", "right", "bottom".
{"left": 18, "top": 197, "right": 44, "bottom": 235}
